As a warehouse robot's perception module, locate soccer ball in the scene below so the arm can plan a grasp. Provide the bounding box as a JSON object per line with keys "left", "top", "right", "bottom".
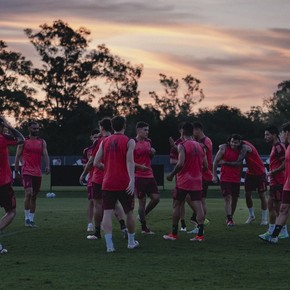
{"left": 46, "top": 192, "right": 56, "bottom": 198}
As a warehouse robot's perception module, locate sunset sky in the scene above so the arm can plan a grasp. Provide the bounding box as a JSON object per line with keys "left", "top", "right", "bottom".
{"left": 1, "top": 0, "right": 290, "bottom": 113}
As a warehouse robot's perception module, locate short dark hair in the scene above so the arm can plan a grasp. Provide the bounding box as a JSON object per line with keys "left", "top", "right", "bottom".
{"left": 193, "top": 121, "right": 203, "bottom": 130}
{"left": 91, "top": 128, "right": 99, "bottom": 136}
{"left": 99, "top": 118, "right": 112, "bottom": 132}
{"left": 28, "top": 121, "right": 38, "bottom": 127}
{"left": 265, "top": 125, "right": 279, "bottom": 136}
{"left": 111, "top": 116, "right": 126, "bottom": 132}
{"left": 227, "top": 133, "right": 242, "bottom": 143}
{"left": 0, "top": 117, "right": 4, "bottom": 125}
{"left": 282, "top": 122, "right": 290, "bottom": 133}
{"left": 136, "top": 121, "right": 149, "bottom": 129}
{"left": 182, "top": 122, "right": 193, "bottom": 136}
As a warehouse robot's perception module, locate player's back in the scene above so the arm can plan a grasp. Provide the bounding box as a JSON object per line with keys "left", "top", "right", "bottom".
{"left": 102, "top": 134, "right": 130, "bottom": 191}
{"left": 284, "top": 146, "right": 290, "bottom": 191}
{"left": 134, "top": 138, "right": 153, "bottom": 178}
{"left": 199, "top": 136, "right": 213, "bottom": 181}
{"left": 243, "top": 140, "right": 265, "bottom": 175}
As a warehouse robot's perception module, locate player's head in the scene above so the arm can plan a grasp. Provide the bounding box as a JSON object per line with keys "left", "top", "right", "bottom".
{"left": 181, "top": 122, "right": 193, "bottom": 137}
{"left": 28, "top": 121, "right": 40, "bottom": 137}
{"left": 90, "top": 128, "right": 99, "bottom": 143}
{"left": 227, "top": 133, "right": 242, "bottom": 150}
{"left": 264, "top": 125, "right": 279, "bottom": 144}
{"left": 282, "top": 122, "right": 290, "bottom": 144}
{"left": 136, "top": 121, "right": 149, "bottom": 139}
{"left": 99, "top": 118, "right": 112, "bottom": 133}
{"left": 193, "top": 121, "right": 204, "bottom": 138}
{"left": 111, "top": 116, "right": 126, "bottom": 132}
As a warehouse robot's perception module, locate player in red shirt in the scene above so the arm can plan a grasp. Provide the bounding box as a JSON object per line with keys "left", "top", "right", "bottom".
{"left": 213, "top": 134, "right": 242, "bottom": 226}
{"left": 259, "top": 126, "right": 287, "bottom": 240}
{"left": 134, "top": 122, "right": 159, "bottom": 234}
{"left": 259, "top": 122, "right": 290, "bottom": 243}
{"left": 80, "top": 118, "right": 128, "bottom": 240}
{"left": 15, "top": 121, "right": 50, "bottom": 227}
{"left": 81, "top": 129, "right": 99, "bottom": 232}
{"left": 164, "top": 122, "right": 207, "bottom": 242}
{"left": 93, "top": 116, "right": 138, "bottom": 252}
{"left": 0, "top": 116, "right": 24, "bottom": 253}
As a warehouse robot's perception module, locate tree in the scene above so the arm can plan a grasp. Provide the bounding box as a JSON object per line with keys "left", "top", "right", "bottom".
{"left": 263, "top": 80, "right": 290, "bottom": 125}
{"left": 0, "top": 40, "right": 40, "bottom": 123}
{"left": 149, "top": 74, "right": 204, "bottom": 118}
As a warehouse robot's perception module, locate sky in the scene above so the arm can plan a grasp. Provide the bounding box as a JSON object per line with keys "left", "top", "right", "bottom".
{"left": 1, "top": 0, "right": 290, "bottom": 113}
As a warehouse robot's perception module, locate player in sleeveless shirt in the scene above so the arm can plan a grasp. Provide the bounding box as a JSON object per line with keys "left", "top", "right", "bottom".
{"left": 259, "top": 122, "right": 290, "bottom": 243}
{"left": 81, "top": 129, "right": 99, "bottom": 232}
{"left": 15, "top": 121, "right": 50, "bottom": 227}
{"left": 164, "top": 122, "right": 207, "bottom": 242}
{"left": 213, "top": 134, "right": 242, "bottom": 226}
{"left": 134, "top": 122, "right": 159, "bottom": 234}
{"left": 93, "top": 116, "right": 138, "bottom": 252}
{"left": 0, "top": 116, "right": 24, "bottom": 253}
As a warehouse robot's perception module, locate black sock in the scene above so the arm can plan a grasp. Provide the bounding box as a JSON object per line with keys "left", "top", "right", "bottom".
{"left": 272, "top": 225, "right": 283, "bottom": 238}
{"left": 227, "top": 215, "right": 233, "bottom": 221}
{"left": 191, "top": 213, "right": 197, "bottom": 222}
{"left": 119, "top": 219, "right": 126, "bottom": 230}
{"left": 172, "top": 224, "right": 178, "bottom": 236}
{"left": 181, "top": 219, "right": 186, "bottom": 228}
{"left": 141, "top": 220, "right": 147, "bottom": 231}
{"left": 95, "top": 226, "right": 101, "bottom": 237}
{"left": 198, "top": 224, "right": 204, "bottom": 236}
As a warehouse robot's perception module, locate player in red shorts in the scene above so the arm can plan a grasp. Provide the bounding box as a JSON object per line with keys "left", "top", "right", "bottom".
{"left": 134, "top": 121, "right": 159, "bottom": 234}
{"left": 15, "top": 121, "right": 50, "bottom": 227}
{"left": 81, "top": 129, "right": 99, "bottom": 232}
{"left": 93, "top": 116, "right": 138, "bottom": 252}
{"left": 164, "top": 122, "right": 207, "bottom": 242}
{"left": 0, "top": 117, "right": 24, "bottom": 253}
{"left": 259, "top": 122, "right": 290, "bottom": 243}
{"left": 259, "top": 126, "right": 287, "bottom": 239}
{"left": 80, "top": 118, "right": 128, "bottom": 240}
{"left": 213, "top": 134, "right": 242, "bottom": 226}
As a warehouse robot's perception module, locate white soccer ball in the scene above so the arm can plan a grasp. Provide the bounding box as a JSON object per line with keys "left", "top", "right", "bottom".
{"left": 46, "top": 192, "right": 56, "bottom": 198}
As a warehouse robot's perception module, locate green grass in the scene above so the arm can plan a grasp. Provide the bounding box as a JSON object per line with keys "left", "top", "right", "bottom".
{"left": 1, "top": 188, "right": 290, "bottom": 290}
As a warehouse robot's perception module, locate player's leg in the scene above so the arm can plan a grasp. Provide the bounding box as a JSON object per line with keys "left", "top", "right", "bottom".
{"left": 24, "top": 187, "right": 33, "bottom": 226}
{"left": 27, "top": 176, "right": 42, "bottom": 227}
{"left": 179, "top": 201, "right": 187, "bottom": 231}
{"left": 258, "top": 191, "right": 268, "bottom": 225}
{"left": 145, "top": 193, "right": 160, "bottom": 216}
{"left": 114, "top": 201, "right": 128, "bottom": 238}
{"left": 86, "top": 186, "right": 94, "bottom": 232}
{"left": 244, "top": 174, "right": 256, "bottom": 223}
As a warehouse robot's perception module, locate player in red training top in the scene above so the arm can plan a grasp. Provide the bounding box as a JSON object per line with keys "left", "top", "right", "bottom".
{"left": 0, "top": 116, "right": 24, "bottom": 253}
{"left": 81, "top": 129, "right": 99, "bottom": 232}
{"left": 259, "top": 126, "right": 287, "bottom": 240}
{"left": 80, "top": 118, "right": 128, "bottom": 240}
{"left": 213, "top": 134, "right": 242, "bottom": 226}
{"left": 93, "top": 116, "right": 138, "bottom": 252}
{"left": 15, "top": 121, "right": 50, "bottom": 227}
{"left": 259, "top": 122, "right": 290, "bottom": 243}
{"left": 164, "top": 122, "right": 207, "bottom": 242}
{"left": 134, "top": 122, "right": 159, "bottom": 234}
{"left": 222, "top": 140, "right": 268, "bottom": 225}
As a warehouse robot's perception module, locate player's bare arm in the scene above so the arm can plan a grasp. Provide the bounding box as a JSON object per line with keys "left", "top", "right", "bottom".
{"left": 167, "top": 144, "right": 185, "bottom": 181}
{"left": 79, "top": 155, "right": 94, "bottom": 185}
{"left": 2, "top": 117, "right": 25, "bottom": 143}
{"left": 267, "top": 160, "right": 285, "bottom": 177}
{"left": 42, "top": 140, "right": 50, "bottom": 174}
{"left": 212, "top": 144, "right": 226, "bottom": 183}
{"left": 126, "top": 139, "right": 135, "bottom": 195}
{"left": 14, "top": 143, "right": 24, "bottom": 179}
{"left": 221, "top": 144, "right": 250, "bottom": 167}
{"left": 202, "top": 148, "right": 208, "bottom": 171}
{"left": 93, "top": 141, "right": 104, "bottom": 167}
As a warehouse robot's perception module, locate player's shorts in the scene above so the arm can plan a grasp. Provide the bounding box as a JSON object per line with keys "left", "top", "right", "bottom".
{"left": 173, "top": 188, "right": 202, "bottom": 202}
{"left": 202, "top": 180, "right": 210, "bottom": 198}
{"left": 282, "top": 190, "right": 290, "bottom": 204}
{"left": 22, "top": 175, "right": 42, "bottom": 195}
{"left": 0, "top": 183, "right": 16, "bottom": 212}
{"left": 220, "top": 181, "right": 240, "bottom": 197}
{"left": 269, "top": 185, "right": 283, "bottom": 202}
{"left": 90, "top": 182, "right": 103, "bottom": 200}
{"left": 135, "top": 177, "right": 159, "bottom": 199}
{"left": 102, "top": 190, "right": 134, "bottom": 213}
{"left": 244, "top": 173, "right": 267, "bottom": 193}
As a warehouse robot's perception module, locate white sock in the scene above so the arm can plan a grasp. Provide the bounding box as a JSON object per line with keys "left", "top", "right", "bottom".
{"left": 105, "top": 234, "right": 114, "bottom": 249}
{"left": 281, "top": 225, "right": 289, "bottom": 235}
{"left": 128, "top": 233, "right": 135, "bottom": 245}
{"left": 248, "top": 208, "right": 255, "bottom": 217}
{"left": 269, "top": 224, "right": 275, "bottom": 234}
{"left": 29, "top": 213, "right": 35, "bottom": 222}
{"left": 261, "top": 210, "right": 267, "bottom": 220}
{"left": 25, "top": 210, "right": 30, "bottom": 220}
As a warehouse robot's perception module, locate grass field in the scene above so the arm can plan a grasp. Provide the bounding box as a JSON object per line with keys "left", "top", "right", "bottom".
{"left": 1, "top": 178, "right": 290, "bottom": 290}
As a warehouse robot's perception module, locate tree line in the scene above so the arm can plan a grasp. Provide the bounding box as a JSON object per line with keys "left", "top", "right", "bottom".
{"left": 1, "top": 20, "right": 290, "bottom": 155}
